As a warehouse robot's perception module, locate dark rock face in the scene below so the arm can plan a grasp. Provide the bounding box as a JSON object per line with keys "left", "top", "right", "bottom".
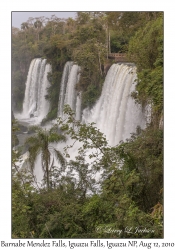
{"left": 12, "top": 110, "right": 15, "bottom": 120}
{"left": 104, "top": 63, "right": 112, "bottom": 75}
{"left": 12, "top": 134, "right": 19, "bottom": 148}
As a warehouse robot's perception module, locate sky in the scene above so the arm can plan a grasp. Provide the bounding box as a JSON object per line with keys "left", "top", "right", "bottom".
{"left": 12, "top": 11, "right": 76, "bottom": 28}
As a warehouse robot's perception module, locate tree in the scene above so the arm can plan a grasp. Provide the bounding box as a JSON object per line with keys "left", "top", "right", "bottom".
{"left": 128, "top": 15, "right": 163, "bottom": 124}
{"left": 21, "top": 22, "right": 29, "bottom": 42}
{"left": 34, "top": 19, "right": 43, "bottom": 41}
{"left": 57, "top": 106, "right": 163, "bottom": 238}
{"left": 25, "top": 125, "right": 66, "bottom": 190}
{"left": 69, "top": 16, "right": 106, "bottom": 108}
{"left": 21, "top": 22, "right": 29, "bottom": 31}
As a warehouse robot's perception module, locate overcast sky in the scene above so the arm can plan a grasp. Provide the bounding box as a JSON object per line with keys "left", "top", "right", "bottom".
{"left": 12, "top": 11, "right": 76, "bottom": 28}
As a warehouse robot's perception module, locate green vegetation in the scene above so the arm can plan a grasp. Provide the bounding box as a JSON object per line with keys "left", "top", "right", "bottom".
{"left": 12, "top": 12, "right": 163, "bottom": 117}
{"left": 128, "top": 15, "right": 163, "bottom": 121}
{"left": 12, "top": 12, "right": 163, "bottom": 238}
{"left": 12, "top": 104, "right": 163, "bottom": 238}
{"left": 25, "top": 125, "right": 66, "bottom": 190}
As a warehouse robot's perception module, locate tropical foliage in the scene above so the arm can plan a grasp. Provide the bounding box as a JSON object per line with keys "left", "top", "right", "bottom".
{"left": 24, "top": 125, "right": 66, "bottom": 190}
{"left": 12, "top": 11, "right": 163, "bottom": 238}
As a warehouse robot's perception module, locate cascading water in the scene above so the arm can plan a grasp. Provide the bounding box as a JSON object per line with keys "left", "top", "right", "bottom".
{"left": 82, "top": 63, "right": 146, "bottom": 146}
{"left": 57, "top": 62, "right": 81, "bottom": 120}
{"left": 55, "top": 62, "right": 146, "bottom": 185}
{"left": 17, "top": 58, "right": 51, "bottom": 124}
{"left": 17, "top": 60, "right": 147, "bottom": 187}
{"left": 58, "top": 61, "right": 73, "bottom": 118}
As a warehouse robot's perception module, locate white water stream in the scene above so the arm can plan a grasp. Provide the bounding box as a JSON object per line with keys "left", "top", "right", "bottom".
{"left": 82, "top": 63, "right": 146, "bottom": 146}
{"left": 14, "top": 60, "right": 147, "bottom": 187}
{"left": 15, "top": 58, "right": 51, "bottom": 124}
{"left": 57, "top": 62, "right": 81, "bottom": 120}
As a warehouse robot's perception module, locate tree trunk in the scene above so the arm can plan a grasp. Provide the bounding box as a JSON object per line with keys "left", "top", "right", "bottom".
{"left": 98, "top": 51, "right": 103, "bottom": 76}
{"left": 46, "top": 161, "right": 49, "bottom": 190}
{"left": 45, "top": 148, "right": 50, "bottom": 190}
{"left": 109, "top": 30, "right": 111, "bottom": 54}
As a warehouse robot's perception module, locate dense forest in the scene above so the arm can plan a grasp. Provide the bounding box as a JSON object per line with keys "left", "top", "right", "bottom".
{"left": 12, "top": 12, "right": 163, "bottom": 238}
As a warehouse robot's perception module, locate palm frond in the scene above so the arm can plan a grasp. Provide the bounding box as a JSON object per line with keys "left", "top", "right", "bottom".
{"left": 24, "top": 124, "right": 66, "bottom": 190}
{"left": 48, "top": 132, "right": 66, "bottom": 143}
{"left": 25, "top": 135, "right": 40, "bottom": 146}
{"left": 53, "top": 149, "right": 66, "bottom": 168}
{"left": 28, "top": 146, "right": 41, "bottom": 171}
{"left": 28, "top": 125, "right": 42, "bottom": 133}
{"left": 49, "top": 124, "right": 59, "bottom": 134}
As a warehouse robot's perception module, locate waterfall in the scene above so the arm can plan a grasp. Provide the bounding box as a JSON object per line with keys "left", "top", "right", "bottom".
{"left": 57, "top": 61, "right": 146, "bottom": 146}
{"left": 57, "top": 62, "right": 81, "bottom": 120}
{"left": 58, "top": 61, "right": 73, "bottom": 118}
{"left": 20, "top": 58, "right": 51, "bottom": 123}
{"left": 20, "top": 60, "right": 146, "bottom": 145}
{"left": 82, "top": 63, "right": 146, "bottom": 146}
{"left": 16, "top": 60, "right": 147, "bottom": 187}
